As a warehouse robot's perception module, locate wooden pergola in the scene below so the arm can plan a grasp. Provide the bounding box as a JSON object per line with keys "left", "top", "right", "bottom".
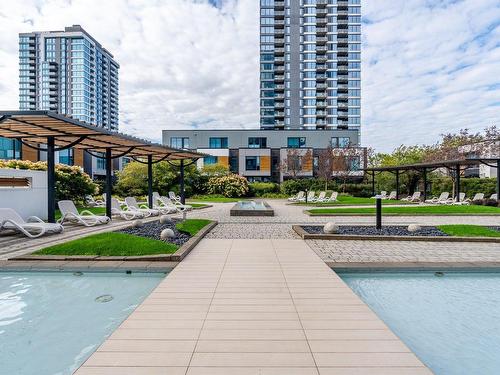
{"left": 0, "top": 111, "right": 205, "bottom": 222}
{"left": 365, "top": 158, "right": 500, "bottom": 201}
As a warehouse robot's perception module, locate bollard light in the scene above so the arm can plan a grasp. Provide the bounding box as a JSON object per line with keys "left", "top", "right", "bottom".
{"left": 375, "top": 197, "right": 382, "bottom": 230}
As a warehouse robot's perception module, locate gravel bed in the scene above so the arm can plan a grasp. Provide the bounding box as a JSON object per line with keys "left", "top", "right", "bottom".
{"left": 118, "top": 220, "right": 191, "bottom": 246}
{"left": 302, "top": 225, "right": 449, "bottom": 237}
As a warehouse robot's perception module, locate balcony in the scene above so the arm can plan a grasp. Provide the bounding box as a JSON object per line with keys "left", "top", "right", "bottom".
{"left": 275, "top": 111, "right": 285, "bottom": 118}
{"left": 316, "top": 27, "right": 327, "bottom": 34}
{"left": 275, "top": 93, "right": 285, "bottom": 99}
{"left": 275, "top": 103, "right": 285, "bottom": 109}
{"left": 316, "top": 56, "right": 327, "bottom": 63}
{"left": 316, "top": 37, "right": 328, "bottom": 44}
{"left": 274, "top": 10, "right": 285, "bottom": 18}
{"left": 274, "top": 38, "right": 285, "bottom": 46}
{"left": 275, "top": 84, "right": 285, "bottom": 90}
{"left": 275, "top": 47, "right": 285, "bottom": 54}
{"left": 317, "top": 93, "right": 327, "bottom": 99}
{"left": 317, "top": 83, "right": 328, "bottom": 89}
{"left": 316, "top": 64, "right": 327, "bottom": 71}
{"left": 274, "top": 74, "right": 285, "bottom": 82}
{"left": 316, "top": 111, "right": 327, "bottom": 116}
{"left": 316, "top": 74, "right": 327, "bottom": 81}
{"left": 275, "top": 65, "right": 285, "bottom": 72}
{"left": 316, "top": 17, "right": 327, "bottom": 25}
{"left": 316, "top": 101, "right": 327, "bottom": 107}
{"left": 274, "top": 0, "right": 284, "bottom": 8}
{"left": 275, "top": 56, "right": 285, "bottom": 63}
{"left": 274, "top": 20, "right": 285, "bottom": 27}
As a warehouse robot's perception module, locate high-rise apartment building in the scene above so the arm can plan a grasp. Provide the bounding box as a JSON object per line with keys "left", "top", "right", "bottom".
{"left": 260, "top": 0, "right": 361, "bottom": 130}
{"left": 19, "top": 25, "right": 119, "bottom": 131}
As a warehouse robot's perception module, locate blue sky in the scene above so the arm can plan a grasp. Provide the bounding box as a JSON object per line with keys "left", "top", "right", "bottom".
{"left": 0, "top": 0, "right": 499, "bottom": 152}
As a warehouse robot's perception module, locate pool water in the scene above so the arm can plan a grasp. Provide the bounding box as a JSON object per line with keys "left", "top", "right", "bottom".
{"left": 237, "top": 201, "right": 267, "bottom": 210}
{"left": 340, "top": 271, "right": 500, "bottom": 375}
{"left": 0, "top": 271, "right": 165, "bottom": 375}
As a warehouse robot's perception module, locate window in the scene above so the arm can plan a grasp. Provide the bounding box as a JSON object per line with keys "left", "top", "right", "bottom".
{"left": 287, "top": 137, "right": 306, "bottom": 148}
{"left": 209, "top": 137, "right": 228, "bottom": 149}
{"left": 248, "top": 137, "right": 267, "bottom": 148}
{"left": 0, "top": 138, "right": 21, "bottom": 160}
{"left": 58, "top": 148, "right": 74, "bottom": 165}
{"left": 349, "top": 156, "right": 361, "bottom": 171}
{"left": 331, "top": 137, "right": 350, "bottom": 148}
{"left": 246, "top": 156, "right": 261, "bottom": 171}
{"left": 204, "top": 156, "right": 218, "bottom": 165}
{"left": 170, "top": 137, "right": 189, "bottom": 149}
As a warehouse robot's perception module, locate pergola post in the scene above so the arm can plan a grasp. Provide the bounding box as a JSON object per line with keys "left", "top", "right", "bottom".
{"left": 497, "top": 159, "right": 500, "bottom": 200}
{"left": 46, "top": 136, "right": 56, "bottom": 223}
{"left": 371, "top": 172, "right": 375, "bottom": 196}
{"left": 180, "top": 159, "right": 185, "bottom": 204}
{"left": 422, "top": 168, "right": 427, "bottom": 201}
{"left": 147, "top": 155, "right": 153, "bottom": 209}
{"left": 105, "top": 148, "right": 112, "bottom": 220}
{"left": 395, "top": 170, "right": 400, "bottom": 200}
{"left": 455, "top": 164, "right": 461, "bottom": 202}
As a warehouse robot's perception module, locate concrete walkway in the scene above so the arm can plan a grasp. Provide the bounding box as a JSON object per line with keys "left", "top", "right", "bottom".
{"left": 75, "top": 239, "right": 431, "bottom": 374}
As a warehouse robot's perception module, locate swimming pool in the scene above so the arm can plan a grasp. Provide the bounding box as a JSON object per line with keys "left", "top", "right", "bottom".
{"left": 0, "top": 271, "right": 165, "bottom": 375}
{"left": 340, "top": 271, "right": 500, "bottom": 375}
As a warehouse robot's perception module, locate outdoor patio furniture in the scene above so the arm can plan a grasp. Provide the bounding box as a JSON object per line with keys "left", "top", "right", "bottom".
{"left": 446, "top": 192, "right": 466, "bottom": 205}
{"left": 372, "top": 191, "right": 387, "bottom": 199}
{"left": 465, "top": 193, "right": 484, "bottom": 203}
{"left": 111, "top": 198, "right": 145, "bottom": 220}
{"left": 300, "top": 191, "right": 315, "bottom": 202}
{"left": 103, "top": 193, "right": 125, "bottom": 206}
{"left": 490, "top": 194, "right": 498, "bottom": 200}
{"left": 58, "top": 200, "right": 110, "bottom": 227}
{"left": 312, "top": 191, "right": 326, "bottom": 202}
{"left": 168, "top": 191, "right": 182, "bottom": 204}
{"left": 288, "top": 191, "right": 305, "bottom": 202}
{"left": 425, "top": 192, "right": 450, "bottom": 204}
{"left": 85, "top": 195, "right": 105, "bottom": 207}
{"left": 151, "top": 193, "right": 179, "bottom": 214}
{"left": 125, "top": 197, "right": 160, "bottom": 217}
{"left": 325, "top": 191, "right": 339, "bottom": 202}
{"left": 386, "top": 191, "right": 397, "bottom": 200}
{"left": 402, "top": 191, "right": 421, "bottom": 202}
{"left": 159, "top": 196, "right": 192, "bottom": 212}
{"left": 0, "top": 208, "right": 63, "bottom": 238}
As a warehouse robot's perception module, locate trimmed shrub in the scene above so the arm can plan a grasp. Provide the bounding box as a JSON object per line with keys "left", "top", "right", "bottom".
{"left": 483, "top": 199, "right": 499, "bottom": 207}
{"left": 208, "top": 174, "right": 249, "bottom": 197}
{"left": 280, "top": 178, "right": 372, "bottom": 197}
{"left": 248, "top": 182, "right": 279, "bottom": 197}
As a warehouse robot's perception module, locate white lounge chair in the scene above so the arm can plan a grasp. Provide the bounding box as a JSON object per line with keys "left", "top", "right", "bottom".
{"left": 490, "top": 194, "right": 498, "bottom": 201}
{"left": 111, "top": 198, "right": 144, "bottom": 220}
{"left": 85, "top": 195, "right": 105, "bottom": 207}
{"left": 312, "top": 191, "right": 326, "bottom": 203}
{"left": 300, "top": 191, "right": 315, "bottom": 202}
{"left": 465, "top": 193, "right": 484, "bottom": 203}
{"left": 288, "top": 191, "right": 305, "bottom": 202}
{"left": 324, "top": 191, "right": 339, "bottom": 203}
{"left": 168, "top": 191, "right": 182, "bottom": 204}
{"left": 425, "top": 192, "right": 449, "bottom": 204}
{"left": 0, "top": 208, "right": 63, "bottom": 238}
{"left": 151, "top": 193, "right": 179, "bottom": 214}
{"left": 372, "top": 191, "right": 387, "bottom": 199}
{"left": 159, "top": 197, "right": 192, "bottom": 212}
{"left": 58, "top": 200, "right": 110, "bottom": 227}
{"left": 402, "top": 191, "right": 421, "bottom": 202}
{"left": 103, "top": 193, "right": 125, "bottom": 206}
{"left": 445, "top": 192, "right": 466, "bottom": 205}
{"left": 386, "top": 191, "right": 397, "bottom": 200}
{"left": 125, "top": 197, "right": 160, "bottom": 217}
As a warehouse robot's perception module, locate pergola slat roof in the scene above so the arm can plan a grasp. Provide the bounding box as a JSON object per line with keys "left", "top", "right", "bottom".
{"left": 0, "top": 111, "right": 204, "bottom": 160}
{"left": 365, "top": 158, "right": 500, "bottom": 172}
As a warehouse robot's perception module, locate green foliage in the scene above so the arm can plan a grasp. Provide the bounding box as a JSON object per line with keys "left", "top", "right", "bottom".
{"left": 115, "top": 161, "right": 207, "bottom": 198}
{"left": 201, "top": 164, "right": 230, "bottom": 177}
{"left": 189, "top": 194, "right": 243, "bottom": 203}
{"left": 248, "top": 182, "right": 279, "bottom": 197}
{"left": 35, "top": 232, "right": 179, "bottom": 256}
{"left": 429, "top": 177, "right": 496, "bottom": 197}
{"left": 0, "top": 159, "right": 98, "bottom": 203}
{"left": 280, "top": 178, "right": 372, "bottom": 197}
{"left": 208, "top": 174, "right": 249, "bottom": 198}
{"left": 307, "top": 205, "right": 500, "bottom": 216}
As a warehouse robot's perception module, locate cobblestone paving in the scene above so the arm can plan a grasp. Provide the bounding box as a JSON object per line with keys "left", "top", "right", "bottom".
{"left": 307, "top": 239, "right": 500, "bottom": 263}
{"left": 206, "top": 223, "right": 300, "bottom": 239}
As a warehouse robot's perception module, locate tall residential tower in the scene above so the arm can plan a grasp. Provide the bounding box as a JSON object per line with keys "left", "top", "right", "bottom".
{"left": 260, "top": 0, "right": 361, "bottom": 130}
{"left": 19, "top": 25, "right": 119, "bottom": 131}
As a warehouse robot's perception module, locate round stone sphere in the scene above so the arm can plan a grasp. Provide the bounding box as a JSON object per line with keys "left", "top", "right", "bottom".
{"left": 132, "top": 219, "right": 144, "bottom": 228}
{"left": 160, "top": 228, "right": 175, "bottom": 241}
{"left": 159, "top": 215, "right": 172, "bottom": 224}
{"left": 323, "top": 222, "right": 339, "bottom": 234}
{"left": 407, "top": 224, "right": 421, "bottom": 233}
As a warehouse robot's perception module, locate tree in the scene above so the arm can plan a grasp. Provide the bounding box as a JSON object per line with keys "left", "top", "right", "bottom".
{"left": 279, "top": 148, "right": 313, "bottom": 180}
{"left": 316, "top": 145, "right": 334, "bottom": 191}
{"left": 331, "top": 145, "right": 364, "bottom": 193}
{"left": 201, "top": 164, "right": 229, "bottom": 177}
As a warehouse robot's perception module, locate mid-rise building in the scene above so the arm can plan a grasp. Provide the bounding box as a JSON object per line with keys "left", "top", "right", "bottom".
{"left": 8, "top": 25, "right": 121, "bottom": 177}
{"left": 260, "top": 0, "right": 361, "bottom": 130}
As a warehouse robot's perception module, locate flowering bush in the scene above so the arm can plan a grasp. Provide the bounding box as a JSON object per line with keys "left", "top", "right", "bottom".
{"left": 0, "top": 159, "right": 98, "bottom": 203}
{"left": 208, "top": 174, "right": 249, "bottom": 197}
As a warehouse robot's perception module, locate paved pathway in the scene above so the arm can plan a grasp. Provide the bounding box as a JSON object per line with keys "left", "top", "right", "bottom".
{"left": 75, "top": 239, "right": 431, "bottom": 374}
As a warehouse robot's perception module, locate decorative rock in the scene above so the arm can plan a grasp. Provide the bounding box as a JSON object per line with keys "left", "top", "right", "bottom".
{"left": 159, "top": 215, "right": 172, "bottom": 224}
{"left": 160, "top": 228, "right": 175, "bottom": 241}
{"left": 323, "top": 222, "right": 339, "bottom": 234}
{"left": 407, "top": 224, "right": 421, "bottom": 233}
{"left": 132, "top": 219, "right": 144, "bottom": 228}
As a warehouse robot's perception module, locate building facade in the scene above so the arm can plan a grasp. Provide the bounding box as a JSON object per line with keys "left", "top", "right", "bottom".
{"left": 162, "top": 129, "right": 365, "bottom": 183}
{"left": 260, "top": 0, "right": 361, "bottom": 130}
{"left": 6, "top": 25, "right": 121, "bottom": 177}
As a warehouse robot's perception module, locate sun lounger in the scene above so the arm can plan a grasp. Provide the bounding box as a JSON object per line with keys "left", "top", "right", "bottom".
{"left": 317, "top": 191, "right": 337, "bottom": 203}
{"left": 168, "top": 191, "right": 182, "bottom": 204}
{"left": 58, "top": 200, "right": 110, "bottom": 226}
{"left": 386, "top": 191, "right": 397, "bottom": 200}
{"left": 125, "top": 197, "right": 160, "bottom": 217}
{"left": 465, "top": 193, "right": 484, "bottom": 203}
{"left": 490, "top": 194, "right": 498, "bottom": 200}
{"left": 288, "top": 191, "right": 305, "bottom": 202}
{"left": 425, "top": 192, "right": 449, "bottom": 204}
{"left": 300, "top": 191, "right": 315, "bottom": 202}
{"left": 0, "top": 208, "right": 63, "bottom": 238}
{"left": 159, "top": 197, "right": 192, "bottom": 212}
{"left": 111, "top": 198, "right": 145, "bottom": 220}
{"left": 312, "top": 191, "right": 326, "bottom": 202}
{"left": 446, "top": 192, "right": 466, "bottom": 205}
{"left": 85, "top": 195, "right": 105, "bottom": 207}
{"left": 401, "top": 192, "right": 421, "bottom": 202}
{"left": 372, "top": 191, "right": 387, "bottom": 199}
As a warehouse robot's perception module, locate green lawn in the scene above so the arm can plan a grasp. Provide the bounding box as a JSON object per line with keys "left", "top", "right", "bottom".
{"left": 55, "top": 206, "right": 106, "bottom": 220}
{"left": 35, "top": 232, "right": 179, "bottom": 256}
{"left": 189, "top": 203, "right": 210, "bottom": 209}
{"left": 437, "top": 225, "right": 500, "bottom": 237}
{"left": 176, "top": 219, "right": 212, "bottom": 236}
{"left": 294, "top": 195, "right": 414, "bottom": 206}
{"left": 35, "top": 219, "right": 212, "bottom": 256}
{"left": 189, "top": 195, "right": 244, "bottom": 203}
{"left": 307, "top": 205, "right": 500, "bottom": 216}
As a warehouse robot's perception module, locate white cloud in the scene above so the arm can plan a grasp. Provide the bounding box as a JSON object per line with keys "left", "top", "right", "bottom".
{"left": 0, "top": 0, "right": 499, "bottom": 152}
